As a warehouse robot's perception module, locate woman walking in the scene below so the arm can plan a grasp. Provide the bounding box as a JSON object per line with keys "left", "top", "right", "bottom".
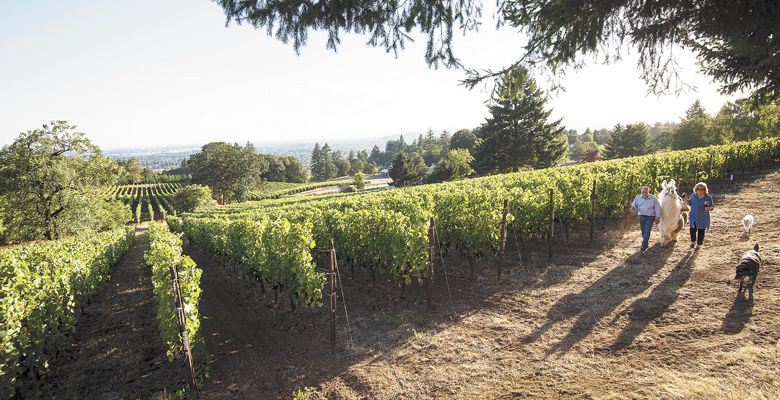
{"left": 687, "top": 182, "right": 714, "bottom": 249}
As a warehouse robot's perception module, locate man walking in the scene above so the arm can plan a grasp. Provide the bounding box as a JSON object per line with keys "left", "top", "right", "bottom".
{"left": 630, "top": 185, "right": 661, "bottom": 252}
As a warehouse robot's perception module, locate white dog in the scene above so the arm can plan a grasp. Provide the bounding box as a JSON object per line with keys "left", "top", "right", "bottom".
{"left": 742, "top": 215, "right": 755, "bottom": 235}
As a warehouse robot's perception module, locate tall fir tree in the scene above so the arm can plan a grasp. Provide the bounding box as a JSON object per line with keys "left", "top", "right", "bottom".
{"left": 473, "top": 67, "right": 567, "bottom": 174}
{"left": 320, "top": 143, "right": 338, "bottom": 180}
{"left": 310, "top": 142, "right": 323, "bottom": 180}
{"left": 603, "top": 123, "right": 650, "bottom": 159}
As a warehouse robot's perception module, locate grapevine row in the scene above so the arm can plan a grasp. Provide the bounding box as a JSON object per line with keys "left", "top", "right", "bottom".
{"left": 182, "top": 138, "right": 780, "bottom": 301}
{"left": 0, "top": 227, "right": 135, "bottom": 398}
{"left": 144, "top": 223, "right": 204, "bottom": 373}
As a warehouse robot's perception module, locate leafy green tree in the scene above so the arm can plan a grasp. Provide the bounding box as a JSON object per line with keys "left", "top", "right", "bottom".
{"left": 0, "top": 121, "right": 122, "bottom": 241}
{"left": 123, "top": 157, "right": 143, "bottom": 183}
{"left": 473, "top": 67, "right": 567, "bottom": 174}
{"left": 592, "top": 129, "right": 610, "bottom": 145}
{"left": 188, "top": 142, "right": 265, "bottom": 203}
{"left": 142, "top": 167, "right": 158, "bottom": 183}
{"left": 264, "top": 155, "right": 286, "bottom": 181}
{"left": 214, "top": 0, "right": 780, "bottom": 102}
{"left": 364, "top": 161, "right": 379, "bottom": 175}
{"left": 333, "top": 150, "right": 351, "bottom": 177}
{"left": 604, "top": 123, "right": 650, "bottom": 159}
{"left": 352, "top": 172, "right": 366, "bottom": 189}
{"left": 672, "top": 101, "right": 711, "bottom": 150}
{"left": 430, "top": 149, "right": 475, "bottom": 182}
{"left": 450, "top": 129, "right": 479, "bottom": 155}
{"left": 282, "top": 156, "right": 308, "bottom": 183}
{"left": 173, "top": 184, "right": 214, "bottom": 213}
{"left": 647, "top": 122, "right": 678, "bottom": 151}
{"left": 571, "top": 140, "right": 602, "bottom": 161}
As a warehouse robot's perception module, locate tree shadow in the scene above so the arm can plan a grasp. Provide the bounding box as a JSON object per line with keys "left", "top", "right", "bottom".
{"left": 610, "top": 250, "right": 697, "bottom": 351}
{"left": 523, "top": 242, "right": 675, "bottom": 354}
{"left": 721, "top": 289, "right": 754, "bottom": 335}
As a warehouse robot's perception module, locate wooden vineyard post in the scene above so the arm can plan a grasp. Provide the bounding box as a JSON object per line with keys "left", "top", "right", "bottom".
{"left": 749, "top": 146, "right": 756, "bottom": 175}
{"left": 169, "top": 264, "right": 198, "bottom": 393}
{"left": 548, "top": 188, "right": 554, "bottom": 259}
{"left": 328, "top": 239, "right": 336, "bottom": 346}
{"left": 626, "top": 175, "right": 634, "bottom": 206}
{"left": 739, "top": 148, "right": 745, "bottom": 177}
{"left": 426, "top": 218, "right": 435, "bottom": 310}
{"left": 723, "top": 151, "right": 732, "bottom": 188}
{"left": 497, "top": 199, "right": 508, "bottom": 280}
{"left": 590, "top": 180, "right": 597, "bottom": 241}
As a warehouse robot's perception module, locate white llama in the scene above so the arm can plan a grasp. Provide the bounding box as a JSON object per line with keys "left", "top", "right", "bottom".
{"left": 657, "top": 179, "right": 685, "bottom": 245}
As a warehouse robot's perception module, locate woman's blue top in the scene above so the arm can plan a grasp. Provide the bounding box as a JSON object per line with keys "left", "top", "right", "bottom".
{"left": 689, "top": 193, "right": 714, "bottom": 229}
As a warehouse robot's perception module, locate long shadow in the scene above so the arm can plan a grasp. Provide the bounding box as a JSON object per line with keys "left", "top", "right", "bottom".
{"left": 721, "top": 289, "right": 754, "bottom": 335}
{"left": 610, "top": 250, "right": 697, "bottom": 351}
{"left": 523, "top": 243, "right": 675, "bottom": 354}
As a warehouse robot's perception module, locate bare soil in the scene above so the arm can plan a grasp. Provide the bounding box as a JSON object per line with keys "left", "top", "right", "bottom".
{"left": 20, "top": 227, "right": 185, "bottom": 399}
{"left": 187, "top": 171, "right": 780, "bottom": 399}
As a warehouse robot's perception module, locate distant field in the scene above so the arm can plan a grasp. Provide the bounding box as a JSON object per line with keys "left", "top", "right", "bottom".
{"left": 105, "top": 183, "right": 182, "bottom": 222}
{"left": 247, "top": 179, "right": 351, "bottom": 200}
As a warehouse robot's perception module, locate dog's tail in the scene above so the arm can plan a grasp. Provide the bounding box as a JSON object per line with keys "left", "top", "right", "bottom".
{"left": 754, "top": 243, "right": 759, "bottom": 252}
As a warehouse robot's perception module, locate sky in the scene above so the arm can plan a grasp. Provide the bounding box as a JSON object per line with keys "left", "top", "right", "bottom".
{"left": 0, "top": 1, "right": 742, "bottom": 150}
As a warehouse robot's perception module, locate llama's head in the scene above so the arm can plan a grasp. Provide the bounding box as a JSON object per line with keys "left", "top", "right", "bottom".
{"left": 660, "top": 179, "right": 678, "bottom": 200}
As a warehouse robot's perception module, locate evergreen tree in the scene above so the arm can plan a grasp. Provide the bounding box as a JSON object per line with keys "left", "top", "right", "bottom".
{"left": 369, "top": 145, "right": 384, "bottom": 166}
{"left": 320, "top": 143, "right": 338, "bottom": 180}
{"left": 310, "top": 143, "right": 323, "bottom": 180}
{"left": 473, "top": 67, "right": 567, "bottom": 174}
{"left": 389, "top": 151, "right": 427, "bottom": 186}
{"left": 603, "top": 123, "right": 650, "bottom": 159}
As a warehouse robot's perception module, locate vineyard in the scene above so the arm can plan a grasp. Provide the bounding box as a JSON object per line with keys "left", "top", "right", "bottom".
{"left": 247, "top": 179, "right": 353, "bottom": 201}
{"left": 4, "top": 138, "right": 779, "bottom": 398}
{"left": 177, "top": 138, "right": 780, "bottom": 312}
{"left": 0, "top": 227, "right": 135, "bottom": 398}
{"left": 104, "top": 183, "right": 183, "bottom": 222}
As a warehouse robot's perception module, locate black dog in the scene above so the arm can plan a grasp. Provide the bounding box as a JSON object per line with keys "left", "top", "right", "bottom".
{"left": 733, "top": 243, "right": 761, "bottom": 292}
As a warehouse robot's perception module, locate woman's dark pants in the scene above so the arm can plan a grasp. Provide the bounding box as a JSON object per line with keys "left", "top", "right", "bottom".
{"left": 690, "top": 228, "right": 706, "bottom": 245}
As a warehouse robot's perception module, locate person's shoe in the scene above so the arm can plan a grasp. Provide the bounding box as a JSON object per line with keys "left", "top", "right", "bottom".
{"left": 696, "top": 244, "right": 702, "bottom": 250}
{"left": 690, "top": 242, "right": 696, "bottom": 249}
{"left": 641, "top": 246, "right": 648, "bottom": 253}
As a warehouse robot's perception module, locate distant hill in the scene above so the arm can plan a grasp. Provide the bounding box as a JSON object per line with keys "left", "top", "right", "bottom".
{"left": 103, "top": 134, "right": 409, "bottom": 170}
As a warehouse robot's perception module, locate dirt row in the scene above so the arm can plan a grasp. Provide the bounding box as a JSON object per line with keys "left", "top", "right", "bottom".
{"left": 22, "top": 228, "right": 185, "bottom": 399}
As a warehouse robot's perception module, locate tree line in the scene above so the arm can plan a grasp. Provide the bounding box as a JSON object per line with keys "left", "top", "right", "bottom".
{"left": 316, "top": 67, "right": 569, "bottom": 186}
{"left": 186, "top": 142, "right": 308, "bottom": 203}
{"left": 570, "top": 99, "right": 780, "bottom": 161}
{"left": 310, "top": 144, "right": 378, "bottom": 181}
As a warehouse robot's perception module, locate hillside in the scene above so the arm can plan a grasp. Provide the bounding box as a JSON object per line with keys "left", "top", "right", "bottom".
{"left": 184, "top": 171, "right": 779, "bottom": 399}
